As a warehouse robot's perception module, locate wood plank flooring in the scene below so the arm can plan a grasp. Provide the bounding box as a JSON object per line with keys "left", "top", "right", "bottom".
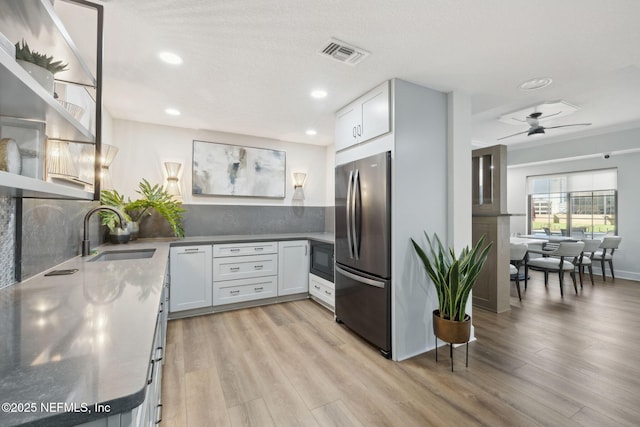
{"left": 161, "top": 274, "right": 640, "bottom": 427}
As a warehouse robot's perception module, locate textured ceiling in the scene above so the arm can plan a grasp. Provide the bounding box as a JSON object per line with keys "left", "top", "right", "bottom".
{"left": 59, "top": 0, "right": 640, "bottom": 148}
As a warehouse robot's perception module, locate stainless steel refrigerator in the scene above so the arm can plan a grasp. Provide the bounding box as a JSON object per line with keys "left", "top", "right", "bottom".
{"left": 335, "top": 151, "right": 391, "bottom": 358}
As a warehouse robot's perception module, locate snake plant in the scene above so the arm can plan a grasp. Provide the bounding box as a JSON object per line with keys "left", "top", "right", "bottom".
{"left": 411, "top": 232, "right": 492, "bottom": 321}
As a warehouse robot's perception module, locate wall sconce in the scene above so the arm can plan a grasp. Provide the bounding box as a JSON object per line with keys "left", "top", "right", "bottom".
{"left": 47, "top": 139, "right": 78, "bottom": 179}
{"left": 164, "top": 162, "right": 182, "bottom": 197}
{"left": 292, "top": 172, "right": 307, "bottom": 201}
{"left": 100, "top": 144, "right": 119, "bottom": 190}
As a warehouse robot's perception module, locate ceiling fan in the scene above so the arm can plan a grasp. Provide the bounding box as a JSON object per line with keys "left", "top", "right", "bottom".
{"left": 498, "top": 112, "right": 591, "bottom": 140}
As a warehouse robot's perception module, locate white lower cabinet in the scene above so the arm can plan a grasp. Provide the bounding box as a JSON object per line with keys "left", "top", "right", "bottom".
{"left": 213, "top": 276, "right": 278, "bottom": 305}
{"left": 213, "top": 241, "right": 278, "bottom": 307}
{"left": 309, "top": 273, "right": 335, "bottom": 311}
{"left": 169, "top": 245, "right": 212, "bottom": 312}
{"left": 278, "top": 240, "right": 309, "bottom": 296}
{"left": 213, "top": 253, "right": 278, "bottom": 281}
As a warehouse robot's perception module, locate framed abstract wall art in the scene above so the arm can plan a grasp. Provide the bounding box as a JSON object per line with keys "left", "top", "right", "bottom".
{"left": 192, "top": 140, "right": 286, "bottom": 198}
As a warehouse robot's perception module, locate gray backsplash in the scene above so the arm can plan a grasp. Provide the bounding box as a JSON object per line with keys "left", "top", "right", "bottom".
{"left": 0, "top": 197, "right": 16, "bottom": 289}
{"left": 1, "top": 200, "right": 331, "bottom": 285}
{"left": 139, "top": 204, "right": 327, "bottom": 237}
{"left": 324, "top": 205, "right": 335, "bottom": 233}
{"left": 184, "top": 204, "right": 326, "bottom": 236}
{"left": 20, "top": 199, "right": 100, "bottom": 280}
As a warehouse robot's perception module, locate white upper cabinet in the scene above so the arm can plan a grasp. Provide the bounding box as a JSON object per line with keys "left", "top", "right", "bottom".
{"left": 335, "top": 80, "right": 390, "bottom": 152}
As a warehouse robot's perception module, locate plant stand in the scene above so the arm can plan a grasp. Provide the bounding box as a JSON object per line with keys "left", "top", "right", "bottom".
{"left": 432, "top": 310, "right": 471, "bottom": 371}
{"left": 435, "top": 336, "right": 469, "bottom": 372}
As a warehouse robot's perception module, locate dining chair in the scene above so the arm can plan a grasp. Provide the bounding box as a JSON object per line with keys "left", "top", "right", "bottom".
{"left": 576, "top": 239, "right": 601, "bottom": 287}
{"left": 509, "top": 243, "right": 528, "bottom": 300}
{"left": 527, "top": 241, "right": 585, "bottom": 297}
{"left": 592, "top": 236, "right": 622, "bottom": 281}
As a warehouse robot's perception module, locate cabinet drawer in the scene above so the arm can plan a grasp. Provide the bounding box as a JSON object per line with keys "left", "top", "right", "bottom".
{"left": 309, "top": 273, "right": 335, "bottom": 308}
{"left": 213, "top": 254, "right": 278, "bottom": 281}
{"left": 214, "top": 241, "right": 278, "bottom": 257}
{"left": 213, "top": 276, "right": 278, "bottom": 306}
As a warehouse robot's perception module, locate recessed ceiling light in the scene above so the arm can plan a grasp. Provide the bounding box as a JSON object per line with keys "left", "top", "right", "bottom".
{"left": 165, "top": 108, "right": 181, "bottom": 116}
{"left": 158, "top": 51, "right": 183, "bottom": 65}
{"left": 518, "top": 77, "right": 553, "bottom": 91}
{"left": 310, "top": 89, "right": 327, "bottom": 99}
{"left": 305, "top": 129, "right": 317, "bottom": 136}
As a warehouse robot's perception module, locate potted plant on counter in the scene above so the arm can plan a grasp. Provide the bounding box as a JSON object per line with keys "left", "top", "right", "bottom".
{"left": 410, "top": 232, "right": 492, "bottom": 370}
{"left": 100, "top": 179, "right": 185, "bottom": 241}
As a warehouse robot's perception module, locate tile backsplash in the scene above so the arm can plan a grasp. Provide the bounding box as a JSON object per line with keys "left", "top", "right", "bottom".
{"left": 20, "top": 199, "right": 99, "bottom": 280}
{"left": 1, "top": 199, "right": 332, "bottom": 287}
{"left": 0, "top": 196, "right": 16, "bottom": 289}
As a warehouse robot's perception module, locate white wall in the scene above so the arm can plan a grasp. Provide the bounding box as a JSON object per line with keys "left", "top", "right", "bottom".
{"left": 507, "top": 127, "right": 640, "bottom": 281}
{"left": 325, "top": 144, "right": 335, "bottom": 204}
{"left": 110, "top": 120, "right": 329, "bottom": 206}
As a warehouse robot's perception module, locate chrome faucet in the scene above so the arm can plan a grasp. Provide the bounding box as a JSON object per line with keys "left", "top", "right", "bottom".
{"left": 82, "top": 206, "right": 126, "bottom": 256}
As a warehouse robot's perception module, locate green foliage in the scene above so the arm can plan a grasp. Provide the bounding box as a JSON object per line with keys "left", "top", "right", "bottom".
{"left": 100, "top": 179, "right": 185, "bottom": 237}
{"left": 411, "top": 232, "right": 492, "bottom": 321}
{"left": 14, "top": 40, "right": 68, "bottom": 74}
{"left": 98, "top": 189, "right": 131, "bottom": 232}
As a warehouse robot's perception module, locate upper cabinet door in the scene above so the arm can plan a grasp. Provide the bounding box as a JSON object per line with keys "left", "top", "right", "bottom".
{"left": 334, "top": 80, "right": 391, "bottom": 152}
{"left": 360, "top": 82, "right": 390, "bottom": 143}
{"left": 335, "top": 103, "right": 359, "bottom": 152}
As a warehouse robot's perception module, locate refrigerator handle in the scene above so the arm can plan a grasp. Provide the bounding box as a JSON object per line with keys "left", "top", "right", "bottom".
{"left": 336, "top": 266, "right": 386, "bottom": 288}
{"left": 352, "top": 168, "right": 360, "bottom": 260}
{"left": 346, "top": 169, "right": 354, "bottom": 259}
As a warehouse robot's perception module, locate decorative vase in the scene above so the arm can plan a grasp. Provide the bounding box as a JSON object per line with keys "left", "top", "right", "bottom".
{"left": 17, "top": 60, "right": 55, "bottom": 95}
{"left": 109, "top": 226, "right": 130, "bottom": 244}
{"left": 126, "top": 221, "right": 139, "bottom": 240}
{"left": 432, "top": 309, "right": 471, "bottom": 344}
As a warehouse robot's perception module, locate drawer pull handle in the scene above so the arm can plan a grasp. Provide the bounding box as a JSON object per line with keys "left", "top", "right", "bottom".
{"left": 325, "top": 290, "right": 332, "bottom": 295}
{"left": 230, "top": 248, "right": 240, "bottom": 252}
{"left": 230, "top": 267, "right": 240, "bottom": 272}
{"left": 184, "top": 248, "right": 199, "bottom": 252}
{"left": 254, "top": 287, "right": 263, "bottom": 292}
{"left": 230, "top": 289, "right": 240, "bottom": 295}
{"left": 254, "top": 247, "right": 264, "bottom": 251}
{"left": 254, "top": 265, "right": 263, "bottom": 270}
{"left": 314, "top": 285, "right": 321, "bottom": 290}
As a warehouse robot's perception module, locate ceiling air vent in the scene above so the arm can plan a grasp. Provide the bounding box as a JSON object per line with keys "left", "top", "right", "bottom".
{"left": 318, "top": 38, "right": 370, "bottom": 66}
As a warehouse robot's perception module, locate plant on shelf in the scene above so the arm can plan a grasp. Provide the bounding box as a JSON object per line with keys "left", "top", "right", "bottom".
{"left": 14, "top": 39, "right": 68, "bottom": 74}
{"left": 100, "top": 179, "right": 185, "bottom": 238}
{"left": 411, "top": 232, "right": 492, "bottom": 368}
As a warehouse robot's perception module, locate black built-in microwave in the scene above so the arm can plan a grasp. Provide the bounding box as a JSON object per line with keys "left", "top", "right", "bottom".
{"left": 309, "top": 240, "right": 334, "bottom": 282}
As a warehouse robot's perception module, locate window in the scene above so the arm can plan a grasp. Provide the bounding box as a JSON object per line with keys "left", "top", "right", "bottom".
{"left": 527, "top": 169, "right": 617, "bottom": 239}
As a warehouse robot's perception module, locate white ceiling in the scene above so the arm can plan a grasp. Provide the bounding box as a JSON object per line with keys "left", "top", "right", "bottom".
{"left": 67, "top": 0, "right": 640, "bottom": 148}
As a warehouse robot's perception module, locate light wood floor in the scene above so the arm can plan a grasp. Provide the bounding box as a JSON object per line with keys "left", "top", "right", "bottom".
{"left": 161, "top": 273, "right": 640, "bottom": 427}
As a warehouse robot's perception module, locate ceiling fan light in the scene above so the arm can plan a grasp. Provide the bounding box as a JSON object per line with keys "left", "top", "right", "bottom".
{"left": 528, "top": 127, "right": 545, "bottom": 136}
{"left": 518, "top": 77, "right": 553, "bottom": 91}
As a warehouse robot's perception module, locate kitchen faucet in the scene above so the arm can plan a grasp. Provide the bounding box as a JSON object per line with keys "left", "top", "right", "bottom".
{"left": 82, "top": 206, "right": 126, "bottom": 256}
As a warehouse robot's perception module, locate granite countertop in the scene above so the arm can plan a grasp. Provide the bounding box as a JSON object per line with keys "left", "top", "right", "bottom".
{"left": 0, "top": 232, "right": 333, "bottom": 426}
{"left": 174, "top": 231, "right": 335, "bottom": 245}
{"left": 0, "top": 240, "right": 171, "bottom": 427}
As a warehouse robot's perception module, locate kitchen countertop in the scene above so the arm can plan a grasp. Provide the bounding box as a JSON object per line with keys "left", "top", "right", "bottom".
{"left": 0, "top": 232, "right": 333, "bottom": 426}
{"left": 174, "top": 231, "right": 335, "bottom": 245}
{"left": 0, "top": 240, "right": 171, "bottom": 427}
